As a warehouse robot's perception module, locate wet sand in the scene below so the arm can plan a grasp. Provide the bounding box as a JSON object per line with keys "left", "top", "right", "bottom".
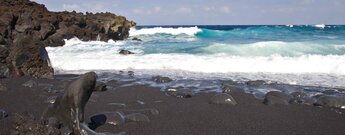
{"left": 1, "top": 75, "right": 345, "bottom": 135}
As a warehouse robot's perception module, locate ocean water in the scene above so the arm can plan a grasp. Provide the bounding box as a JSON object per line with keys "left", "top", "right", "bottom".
{"left": 46, "top": 25, "right": 345, "bottom": 97}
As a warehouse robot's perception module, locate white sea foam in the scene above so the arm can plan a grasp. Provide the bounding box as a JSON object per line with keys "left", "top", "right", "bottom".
{"left": 315, "top": 24, "right": 326, "bottom": 29}
{"left": 46, "top": 39, "right": 345, "bottom": 88}
{"left": 200, "top": 42, "right": 345, "bottom": 56}
{"left": 129, "top": 26, "right": 202, "bottom": 36}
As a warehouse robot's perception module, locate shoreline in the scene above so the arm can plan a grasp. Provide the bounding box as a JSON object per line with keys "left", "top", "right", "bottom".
{"left": 1, "top": 74, "right": 345, "bottom": 134}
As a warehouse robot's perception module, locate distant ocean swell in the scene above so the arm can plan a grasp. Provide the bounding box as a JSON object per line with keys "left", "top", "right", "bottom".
{"left": 46, "top": 25, "right": 345, "bottom": 88}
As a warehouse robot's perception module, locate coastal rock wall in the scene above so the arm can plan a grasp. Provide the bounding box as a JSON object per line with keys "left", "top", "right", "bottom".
{"left": 0, "top": 0, "right": 136, "bottom": 78}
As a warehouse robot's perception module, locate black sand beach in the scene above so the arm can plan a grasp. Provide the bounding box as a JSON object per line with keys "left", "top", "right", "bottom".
{"left": 1, "top": 75, "right": 345, "bottom": 135}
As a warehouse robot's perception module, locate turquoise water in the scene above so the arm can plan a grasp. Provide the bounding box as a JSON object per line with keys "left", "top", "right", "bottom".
{"left": 131, "top": 25, "right": 345, "bottom": 56}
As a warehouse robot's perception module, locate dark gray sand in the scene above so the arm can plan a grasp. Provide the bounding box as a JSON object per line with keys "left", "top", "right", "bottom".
{"left": 1, "top": 76, "right": 345, "bottom": 135}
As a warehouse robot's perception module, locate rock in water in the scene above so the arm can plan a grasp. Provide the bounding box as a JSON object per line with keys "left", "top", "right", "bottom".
{"left": 263, "top": 91, "right": 293, "bottom": 105}
{"left": 210, "top": 93, "right": 237, "bottom": 105}
{"left": 132, "top": 37, "right": 142, "bottom": 41}
{"left": 42, "top": 72, "right": 97, "bottom": 134}
{"left": 152, "top": 76, "right": 173, "bottom": 83}
{"left": 94, "top": 82, "right": 107, "bottom": 91}
{"left": 119, "top": 49, "right": 135, "bottom": 55}
{"left": 315, "top": 95, "right": 345, "bottom": 109}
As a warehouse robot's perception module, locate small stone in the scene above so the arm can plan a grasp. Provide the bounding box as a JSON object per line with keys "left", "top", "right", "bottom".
{"left": 46, "top": 96, "right": 57, "bottom": 104}
{"left": 22, "top": 80, "right": 37, "bottom": 88}
{"left": 263, "top": 91, "right": 293, "bottom": 105}
{"left": 125, "top": 113, "right": 150, "bottom": 122}
{"left": 246, "top": 80, "right": 271, "bottom": 85}
{"left": 107, "top": 103, "right": 127, "bottom": 108}
{"left": 314, "top": 95, "right": 345, "bottom": 109}
{"left": 90, "top": 112, "right": 125, "bottom": 127}
{"left": 94, "top": 82, "right": 107, "bottom": 91}
{"left": 210, "top": 93, "right": 237, "bottom": 105}
{"left": 0, "top": 109, "right": 8, "bottom": 120}
{"left": 0, "top": 83, "right": 7, "bottom": 92}
{"left": 166, "top": 88, "right": 193, "bottom": 98}
{"left": 119, "top": 49, "right": 135, "bottom": 55}
{"left": 152, "top": 76, "right": 172, "bottom": 83}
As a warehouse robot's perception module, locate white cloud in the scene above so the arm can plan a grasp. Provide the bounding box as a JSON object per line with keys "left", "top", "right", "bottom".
{"left": 153, "top": 7, "right": 161, "bottom": 13}
{"left": 176, "top": 7, "right": 192, "bottom": 14}
{"left": 220, "top": 6, "right": 231, "bottom": 13}
{"left": 62, "top": 4, "right": 80, "bottom": 11}
{"left": 203, "top": 6, "right": 231, "bottom": 14}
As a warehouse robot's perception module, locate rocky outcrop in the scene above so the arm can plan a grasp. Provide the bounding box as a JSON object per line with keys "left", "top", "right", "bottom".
{"left": 0, "top": 0, "right": 136, "bottom": 78}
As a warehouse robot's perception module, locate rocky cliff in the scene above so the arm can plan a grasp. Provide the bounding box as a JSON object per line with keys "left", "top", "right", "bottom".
{"left": 0, "top": 0, "right": 136, "bottom": 79}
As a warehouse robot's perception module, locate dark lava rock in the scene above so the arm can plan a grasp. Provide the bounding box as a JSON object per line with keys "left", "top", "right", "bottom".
{"left": 222, "top": 80, "right": 243, "bottom": 93}
{"left": 166, "top": 88, "right": 193, "bottom": 98}
{"left": 289, "top": 92, "right": 316, "bottom": 105}
{"left": 89, "top": 112, "right": 125, "bottom": 130}
{"left": 94, "top": 82, "right": 107, "bottom": 91}
{"left": 152, "top": 75, "right": 173, "bottom": 83}
{"left": 132, "top": 37, "right": 142, "bottom": 41}
{"left": 119, "top": 49, "right": 135, "bottom": 55}
{"left": 0, "top": 109, "right": 8, "bottom": 120}
{"left": 0, "top": 0, "right": 135, "bottom": 79}
{"left": 22, "top": 80, "right": 37, "bottom": 88}
{"left": 314, "top": 95, "right": 345, "bottom": 109}
{"left": 210, "top": 93, "right": 237, "bottom": 105}
{"left": 125, "top": 113, "right": 150, "bottom": 122}
{"left": 263, "top": 91, "right": 293, "bottom": 105}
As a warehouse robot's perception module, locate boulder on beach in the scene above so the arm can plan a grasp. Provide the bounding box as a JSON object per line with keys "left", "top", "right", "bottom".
{"left": 119, "top": 49, "right": 135, "bottom": 55}
{"left": 314, "top": 95, "right": 345, "bottom": 109}
{"left": 210, "top": 93, "right": 237, "bottom": 105}
{"left": 152, "top": 76, "right": 173, "bottom": 83}
{"left": 263, "top": 91, "right": 293, "bottom": 105}
{"left": 222, "top": 80, "right": 243, "bottom": 93}
{"left": 0, "top": 0, "right": 135, "bottom": 79}
{"left": 289, "top": 92, "right": 316, "bottom": 105}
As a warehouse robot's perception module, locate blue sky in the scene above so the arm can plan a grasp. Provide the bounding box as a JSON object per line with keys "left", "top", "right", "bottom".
{"left": 33, "top": 0, "right": 345, "bottom": 25}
